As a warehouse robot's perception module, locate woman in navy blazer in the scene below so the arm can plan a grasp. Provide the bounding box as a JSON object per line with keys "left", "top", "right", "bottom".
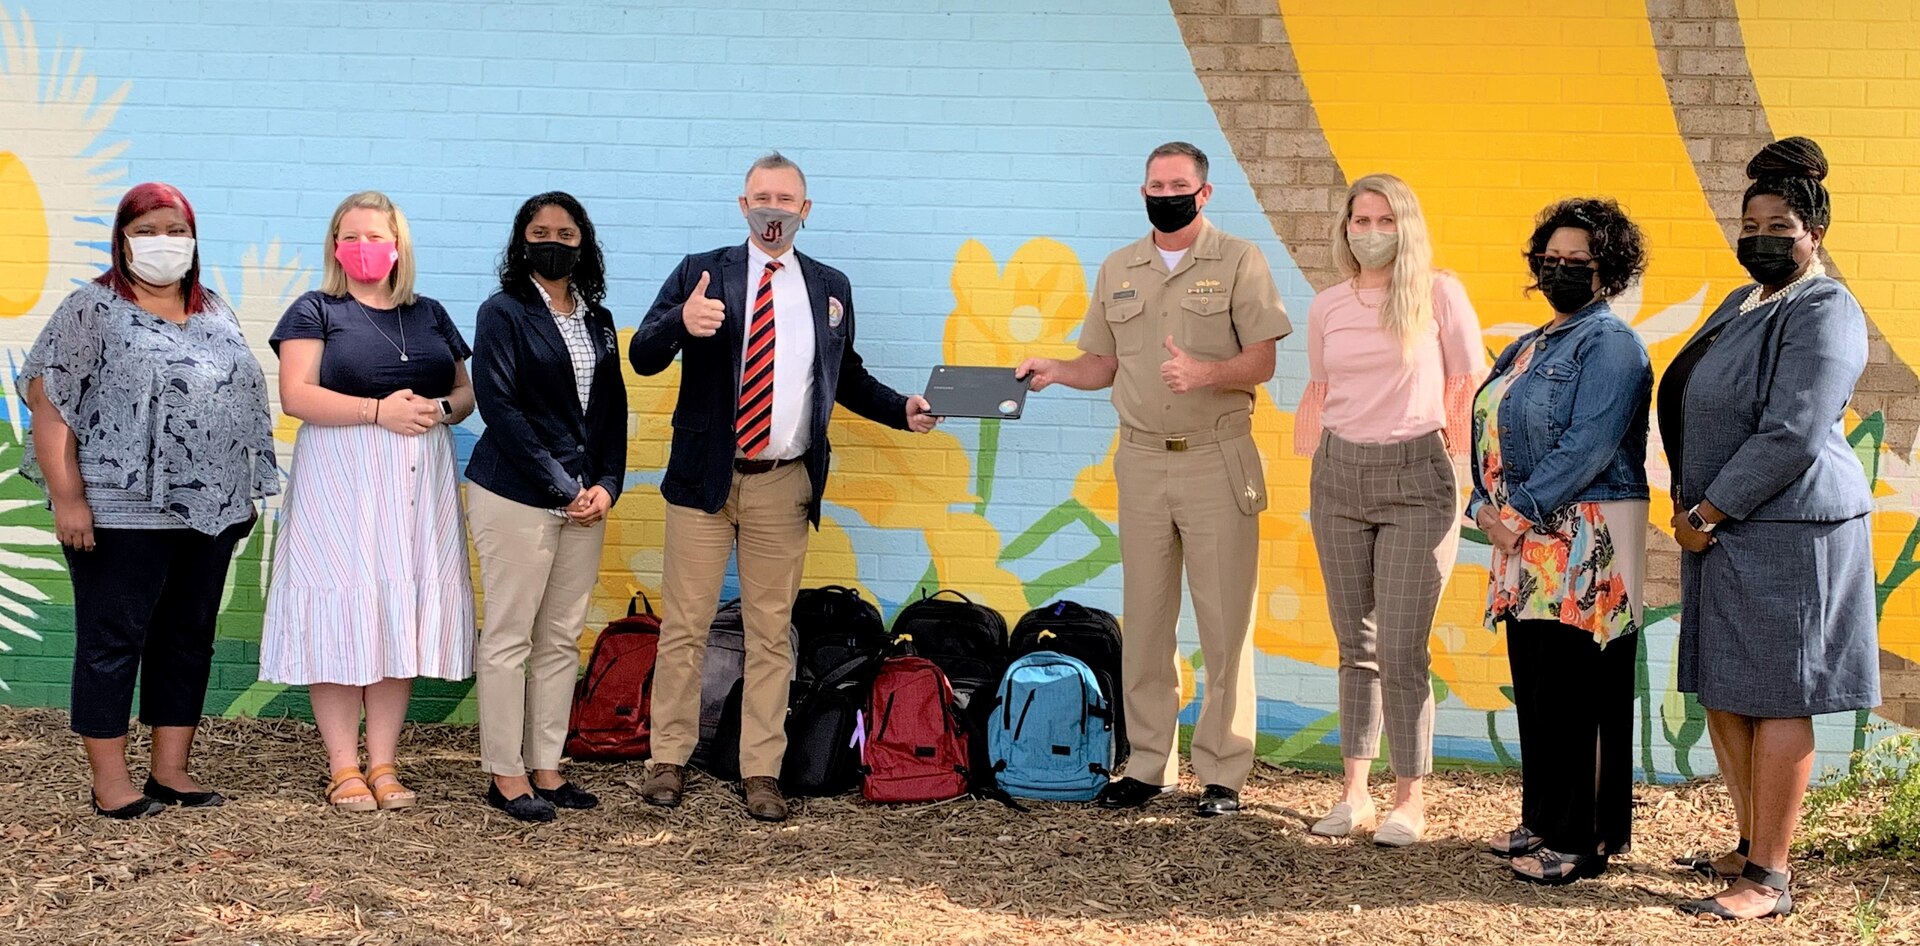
{"left": 466, "top": 192, "right": 628, "bottom": 823}
{"left": 1663, "top": 138, "right": 1877, "bottom": 920}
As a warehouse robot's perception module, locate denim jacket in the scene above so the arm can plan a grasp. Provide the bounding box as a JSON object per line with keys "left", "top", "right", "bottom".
{"left": 1467, "top": 300, "right": 1652, "bottom": 526}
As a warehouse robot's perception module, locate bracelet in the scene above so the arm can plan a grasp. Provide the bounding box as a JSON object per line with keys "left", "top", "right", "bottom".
{"left": 373, "top": 399, "right": 382, "bottom": 424}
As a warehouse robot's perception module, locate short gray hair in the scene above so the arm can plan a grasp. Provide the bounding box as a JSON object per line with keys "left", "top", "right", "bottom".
{"left": 745, "top": 151, "right": 807, "bottom": 192}
{"left": 1145, "top": 141, "right": 1209, "bottom": 183}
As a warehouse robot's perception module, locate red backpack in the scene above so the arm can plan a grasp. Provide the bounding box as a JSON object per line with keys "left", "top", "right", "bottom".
{"left": 564, "top": 595, "right": 661, "bottom": 761}
{"left": 859, "top": 656, "right": 971, "bottom": 803}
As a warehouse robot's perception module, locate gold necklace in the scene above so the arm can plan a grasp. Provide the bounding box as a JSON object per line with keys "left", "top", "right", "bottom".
{"left": 1348, "top": 277, "right": 1383, "bottom": 309}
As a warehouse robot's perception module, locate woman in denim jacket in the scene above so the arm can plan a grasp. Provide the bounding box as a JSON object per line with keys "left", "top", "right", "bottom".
{"left": 1468, "top": 198, "right": 1652, "bottom": 884}
{"left": 1663, "top": 138, "right": 1876, "bottom": 921}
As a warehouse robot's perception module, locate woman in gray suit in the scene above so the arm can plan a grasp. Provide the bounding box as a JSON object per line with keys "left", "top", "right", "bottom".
{"left": 1661, "top": 136, "right": 1878, "bottom": 921}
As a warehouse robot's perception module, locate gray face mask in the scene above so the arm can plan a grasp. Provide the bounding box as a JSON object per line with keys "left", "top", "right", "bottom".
{"left": 746, "top": 206, "right": 803, "bottom": 252}
{"left": 1348, "top": 229, "right": 1399, "bottom": 269}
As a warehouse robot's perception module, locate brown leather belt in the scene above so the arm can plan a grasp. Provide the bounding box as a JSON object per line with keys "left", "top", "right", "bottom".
{"left": 734, "top": 456, "right": 803, "bottom": 475}
{"left": 1120, "top": 416, "right": 1253, "bottom": 452}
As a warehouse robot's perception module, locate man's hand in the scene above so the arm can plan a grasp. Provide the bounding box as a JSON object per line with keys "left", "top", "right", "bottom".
{"left": 906, "top": 395, "right": 939, "bottom": 433}
{"left": 1160, "top": 338, "right": 1213, "bottom": 394}
{"left": 566, "top": 486, "right": 613, "bottom": 526}
{"left": 1017, "top": 357, "right": 1062, "bottom": 392}
{"left": 681, "top": 271, "right": 725, "bottom": 338}
{"left": 53, "top": 496, "right": 95, "bottom": 552}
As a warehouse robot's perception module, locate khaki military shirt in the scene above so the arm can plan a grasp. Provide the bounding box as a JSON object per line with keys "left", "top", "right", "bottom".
{"left": 1078, "top": 220, "right": 1292, "bottom": 434}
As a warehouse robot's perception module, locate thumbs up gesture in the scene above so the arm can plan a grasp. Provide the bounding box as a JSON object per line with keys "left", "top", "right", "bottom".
{"left": 1160, "top": 336, "right": 1211, "bottom": 393}
{"left": 681, "top": 271, "right": 726, "bottom": 337}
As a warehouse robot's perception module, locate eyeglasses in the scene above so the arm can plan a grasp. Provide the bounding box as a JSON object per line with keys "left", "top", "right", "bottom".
{"left": 1529, "top": 254, "right": 1597, "bottom": 271}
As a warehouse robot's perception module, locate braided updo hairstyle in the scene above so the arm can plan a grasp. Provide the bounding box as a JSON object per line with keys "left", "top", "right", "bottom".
{"left": 1743, "top": 136, "right": 1830, "bottom": 229}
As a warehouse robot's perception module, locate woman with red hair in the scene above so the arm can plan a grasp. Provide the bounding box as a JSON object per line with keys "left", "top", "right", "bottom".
{"left": 20, "top": 183, "right": 278, "bottom": 818}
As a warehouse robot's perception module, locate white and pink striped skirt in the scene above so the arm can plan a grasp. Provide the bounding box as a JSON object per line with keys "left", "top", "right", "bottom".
{"left": 259, "top": 422, "right": 475, "bottom": 686}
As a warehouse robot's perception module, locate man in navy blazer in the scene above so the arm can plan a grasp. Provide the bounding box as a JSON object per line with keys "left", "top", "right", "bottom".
{"left": 629, "top": 152, "right": 936, "bottom": 820}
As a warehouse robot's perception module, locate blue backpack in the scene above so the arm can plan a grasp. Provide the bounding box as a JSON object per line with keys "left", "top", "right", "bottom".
{"left": 986, "top": 651, "right": 1117, "bottom": 801}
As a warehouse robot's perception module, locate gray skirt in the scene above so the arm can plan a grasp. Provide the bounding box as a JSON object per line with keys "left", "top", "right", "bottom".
{"left": 1678, "top": 515, "right": 1880, "bottom": 717}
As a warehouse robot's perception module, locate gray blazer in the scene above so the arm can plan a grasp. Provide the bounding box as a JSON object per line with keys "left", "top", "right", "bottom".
{"left": 1675, "top": 275, "right": 1872, "bottom": 521}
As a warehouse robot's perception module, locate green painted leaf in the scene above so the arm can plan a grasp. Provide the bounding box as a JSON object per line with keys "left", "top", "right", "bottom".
{"left": 972, "top": 418, "right": 1001, "bottom": 516}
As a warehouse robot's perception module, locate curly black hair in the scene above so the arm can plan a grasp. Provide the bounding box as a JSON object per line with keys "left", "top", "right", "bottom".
{"left": 498, "top": 191, "right": 608, "bottom": 308}
{"left": 1743, "top": 136, "right": 1830, "bottom": 230}
{"left": 1522, "top": 197, "right": 1648, "bottom": 299}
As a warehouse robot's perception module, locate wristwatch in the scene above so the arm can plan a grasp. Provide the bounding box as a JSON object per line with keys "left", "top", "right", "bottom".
{"left": 1685, "top": 505, "right": 1717, "bottom": 534}
{"left": 437, "top": 398, "right": 453, "bottom": 419}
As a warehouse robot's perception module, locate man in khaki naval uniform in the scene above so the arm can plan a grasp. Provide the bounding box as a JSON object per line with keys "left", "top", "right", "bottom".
{"left": 1019, "top": 142, "right": 1290, "bottom": 816}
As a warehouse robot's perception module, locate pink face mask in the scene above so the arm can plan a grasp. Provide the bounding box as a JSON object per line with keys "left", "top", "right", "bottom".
{"left": 334, "top": 240, "right": 398, "bottom": 284}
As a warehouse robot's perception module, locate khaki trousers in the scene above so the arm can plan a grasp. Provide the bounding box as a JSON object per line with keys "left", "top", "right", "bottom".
{"left": 469, "top": 483, "right": 607, "bottom": 776}
{"left": 1114, "top": 422, "right": 1263, "bottom": 790}
{"left": 650, "top": 462, "right": 811, "bottom": 778}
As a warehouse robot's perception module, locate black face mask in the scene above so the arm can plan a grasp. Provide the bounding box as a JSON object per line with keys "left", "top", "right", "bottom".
{"left": 1736, "top": 234, "right": 1802, "bottom": 286}
{"left": 1538, "top": 261, "right": 1597, "bottom": 315}
{"left": 1145, "top": 191, "right": 1201, "bottom": 233}
{"left": 526, "top": 241, "right": 580, "bottom": 281}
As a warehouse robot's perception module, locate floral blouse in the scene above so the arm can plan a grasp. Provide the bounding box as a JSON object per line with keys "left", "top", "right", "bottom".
{"left": 1474, "top": 338, "right": 1642, "bottom": 645}
{"left": 20, "top": 282, "right": 279, "bottom": 535}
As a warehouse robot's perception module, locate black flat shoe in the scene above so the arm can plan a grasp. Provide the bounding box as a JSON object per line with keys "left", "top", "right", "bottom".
{"left": 1093, "top": 777, "right": 1166, "bottom": 810}
{"left": 92, "top": 794, "right": 164, "bottom": 819}
{"left": 487, "top": 783, "right": 556, "bottom": 824}
{"left": 534, "top": 781, "right": 599, "bottom": 810}
{"left": 1195, "top": 785, "right": 1241, "bottom": 817}
{"left": 1511, "top": 848, "right": 1609, "bottom": 886}
{"left": 1678, "top": 860, "right": 1794, "bottom": 920}
{"left": 1673, "top": 837, "right": 1749, "bottom": 879}
{"left": 144, "top": 776, "right": 225, "bottom": 808}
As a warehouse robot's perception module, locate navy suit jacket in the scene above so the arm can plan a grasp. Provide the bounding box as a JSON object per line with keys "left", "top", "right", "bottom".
{"left": 465, "top": 289, "right": 629, "bottom": 509}
{"left": 629, "top": 243, "right": 909, "bottom": 525}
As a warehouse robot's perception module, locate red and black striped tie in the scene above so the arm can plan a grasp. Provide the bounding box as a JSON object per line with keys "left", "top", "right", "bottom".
{"left": 736, "top": 260, "right": 781, "bottom": 458}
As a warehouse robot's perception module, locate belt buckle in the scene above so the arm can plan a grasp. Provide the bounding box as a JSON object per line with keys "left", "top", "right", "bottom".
{"left": 1164, "top": 437, "right": 1188, "bottom": 452}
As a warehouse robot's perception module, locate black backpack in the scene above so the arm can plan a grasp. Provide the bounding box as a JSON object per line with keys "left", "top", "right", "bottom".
{"left": 1011, "top": 600, "right": 1129, "bottom": 771}
{"left": 779, "top": 651, "right": 883, "bottom": 797}
{"left": 692, "top": 600, "right": 799, "bottom": 781}
{"left": 889, "top": 590, "right": 1009, "bottom": 712}
{"left": 791, "top": 585, "right": 888, "bottom": 682}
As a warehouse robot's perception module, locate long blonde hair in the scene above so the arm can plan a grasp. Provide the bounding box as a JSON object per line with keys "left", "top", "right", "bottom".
{"left": 1329, "top": 173, "right": 1434, "bottom": 348}
{"left": 320, "top": 190, "right": 418, "bottom": 306}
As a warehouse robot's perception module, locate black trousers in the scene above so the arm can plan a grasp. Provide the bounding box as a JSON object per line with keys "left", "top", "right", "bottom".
{"left": 64, "top": 519, "right": 253, "bottom": 739}
{"left": 1505, "top": 618, "right": 1637, "bottom": 857}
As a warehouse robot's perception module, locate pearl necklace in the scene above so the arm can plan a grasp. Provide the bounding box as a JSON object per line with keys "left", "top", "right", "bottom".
{"left": 1738, "top": 263, "right": 1824, "bottom": 315}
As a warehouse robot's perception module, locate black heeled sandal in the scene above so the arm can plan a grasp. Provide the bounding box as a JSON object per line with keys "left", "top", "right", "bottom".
{"left": 1511, "top": 847, "right": 1609, "bottom": 886}
{"left": 1678, "top": 860, "right": 1793, "bottom": 920}
{"left": 1672, "top": 837, "right": 1747, "bottom": 879}
{"left": 1489, "top": 825, "right": 1544, "bottom": 856}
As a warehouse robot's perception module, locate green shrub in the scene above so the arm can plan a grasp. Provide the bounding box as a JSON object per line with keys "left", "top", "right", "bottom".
{"left": 1800, "top": 730, "right": 1920, "bottom": 863}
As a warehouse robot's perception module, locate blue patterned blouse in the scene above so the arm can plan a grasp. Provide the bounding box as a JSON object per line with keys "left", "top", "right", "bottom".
{"left": 19, "top": 282, "right": 279, "bottom": 534}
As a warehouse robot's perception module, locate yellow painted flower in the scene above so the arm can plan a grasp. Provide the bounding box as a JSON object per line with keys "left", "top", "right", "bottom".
{"left": 944, "top": 237, "right": 1086, "bottom": 367}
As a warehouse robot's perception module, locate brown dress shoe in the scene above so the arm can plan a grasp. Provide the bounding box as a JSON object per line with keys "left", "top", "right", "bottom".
{"left": 740, "top": 776, "right": 788, "bottom": 822}
{"left": 640, "top": 763, "right": 686, "bottom": 808}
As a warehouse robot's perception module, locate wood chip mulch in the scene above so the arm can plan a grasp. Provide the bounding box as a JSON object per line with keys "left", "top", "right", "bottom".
{"left": 1, "top": 706, "right": 1914, "bottom": 945}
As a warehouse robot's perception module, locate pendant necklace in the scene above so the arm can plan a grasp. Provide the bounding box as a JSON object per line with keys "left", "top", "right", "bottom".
{"left": 353, "top": 299, "right": 409, "bottom": 362}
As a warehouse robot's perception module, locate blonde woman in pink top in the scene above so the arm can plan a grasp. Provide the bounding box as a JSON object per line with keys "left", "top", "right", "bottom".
{"left": 1295, "top": 174, "right": 1486, "bottom": 846}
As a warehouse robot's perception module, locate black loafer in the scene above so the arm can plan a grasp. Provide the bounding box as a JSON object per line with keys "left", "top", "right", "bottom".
{"left": 534, "top": 781, "right": 599, "bottom": 810}
{"left": 144, "top": 775, "right": 225, "bottom": 808}
{"left": 487, "top": 783, "right": 556, "bottom": 823}
{"left": 1093, "top": 777, "right": 1166, "bottom": 809}
{"left": 92, "top": 794, "right": 165, "bottom": 819}
{"left": 1195, "top": 784, "right": 1241, "bottom": 817}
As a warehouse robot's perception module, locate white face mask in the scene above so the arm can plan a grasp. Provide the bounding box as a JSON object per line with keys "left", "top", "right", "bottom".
{"left": 1347, "top": 229, "right": 1399, "bottom": 270}
{"left": 127, "top": 235, "right": 196, "bottom": 286}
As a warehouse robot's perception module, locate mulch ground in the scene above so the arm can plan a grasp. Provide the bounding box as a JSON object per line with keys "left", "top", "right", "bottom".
{"left": 1, "top": 706, "right": 1914, "bottom": 946}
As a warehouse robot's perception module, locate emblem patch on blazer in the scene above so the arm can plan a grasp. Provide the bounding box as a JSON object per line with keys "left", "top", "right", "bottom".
{"left": 827, "top": 296, "right": 845, "bottom": 328}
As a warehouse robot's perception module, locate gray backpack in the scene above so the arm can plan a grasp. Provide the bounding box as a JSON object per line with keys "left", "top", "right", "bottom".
{"left": 689, "top": 598, "right": 800, "bottom": 778}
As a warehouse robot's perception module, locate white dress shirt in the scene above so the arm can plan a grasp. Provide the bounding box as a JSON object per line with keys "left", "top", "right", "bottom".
{"left": 742, "top": 241, "right": 817, "bottom": 461}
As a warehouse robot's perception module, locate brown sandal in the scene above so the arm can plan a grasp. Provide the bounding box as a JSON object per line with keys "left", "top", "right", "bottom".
{"left": 327, "top": 767, "right": 377, "bottom": 812}
{"left": 366, "top": 764, "right": 417, "bottom": 810}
